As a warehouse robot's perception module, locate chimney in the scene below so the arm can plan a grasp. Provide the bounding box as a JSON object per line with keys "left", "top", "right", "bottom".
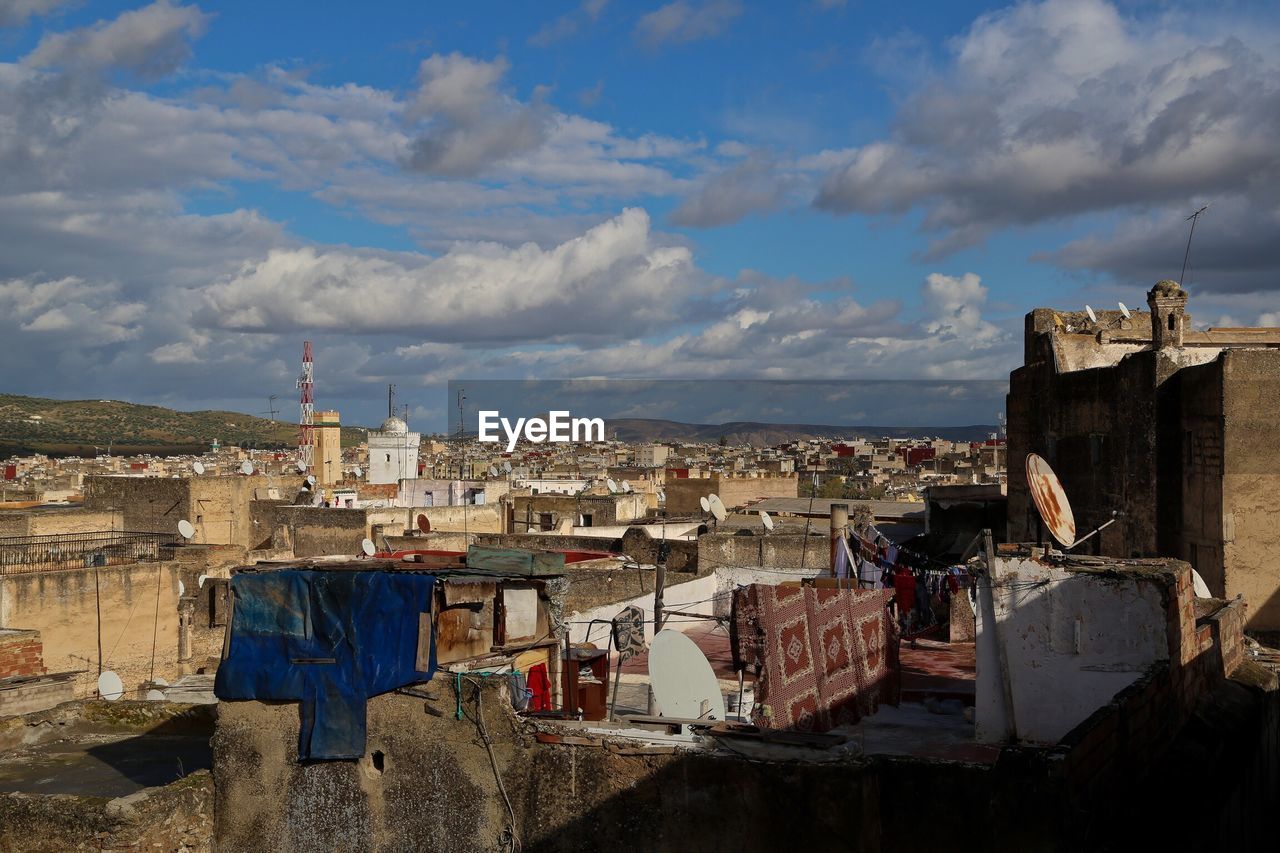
{"left": 1147, "top": 280, "right": 1188, "bottom": 349}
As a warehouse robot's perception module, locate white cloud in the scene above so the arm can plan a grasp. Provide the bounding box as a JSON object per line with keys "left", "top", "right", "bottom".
{"left": 0, "top": 0, "right": 69, "bottom": 27}
{"left": 24, "top": 1, "right": 209, "bottom": 79}
{"left": 635, "top": 0, "right": 741, "bottom": 47}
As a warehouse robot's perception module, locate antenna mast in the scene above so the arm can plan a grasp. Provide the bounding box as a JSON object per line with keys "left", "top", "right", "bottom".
{"left": 388, "top": 384, "right": 395, "bottom": 420}
{"left": 297, "top": 341, "right": 314, "bottom": 474}
{"left": 1179, "top": 204, "right": 1210, "bottom": 286}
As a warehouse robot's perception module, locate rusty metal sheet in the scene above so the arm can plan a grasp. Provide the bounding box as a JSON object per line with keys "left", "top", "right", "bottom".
{"left": 1025, "top": 453, "right": 1076, "bottom": 547}
{"left": 435, "top": 594, "right": 495, "bottom": 664}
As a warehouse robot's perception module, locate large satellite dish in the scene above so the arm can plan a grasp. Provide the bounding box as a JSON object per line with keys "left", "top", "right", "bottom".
{"left": 699, "top": 496, "right": 710, "bottom": 513}
{"left": 360, "top": 538, "right": 376, "bottom": 557}
{"left": 708, "top": 494, "right": 727, "bottom": 523}
{"left": 177, "top": 519, "right": 195, "bottom": 540}
{"left": 1026, "top": 453, "right": 1076, "bottom": 548}
{"left": 239, "top": 461, "right": 254, "bottom": 476}
{"left": 648, "top": 630, "right": 726, "bottom": 721}
{"left": 760, "top": 510, "right": 774, "bottom": 532}
{"left": 192, "top": 461, "right": 205, "bottom": 476}
{"left": 97, "top": 670, "right": 124, "bottom": 701}
{"left": 417, "top": 513, "right": 431, "bottom": 534}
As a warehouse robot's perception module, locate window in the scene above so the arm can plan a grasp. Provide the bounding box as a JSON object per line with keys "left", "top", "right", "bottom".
{"left": 1169, "top": 314, "right": 1176, "bottom": 331}
{"left": 581, "top": 514, "right": 593, "bottom": 527}
{"left": 539, "top": 513, "right": 553, "bottom": 531}
{"left": 385, "top": 454, "right": 390, "bottom": 462}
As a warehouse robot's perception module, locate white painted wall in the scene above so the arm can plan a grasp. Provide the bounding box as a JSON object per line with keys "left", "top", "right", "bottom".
{"left": 976, "top": 556, "right": 1170, "bottom": 745}
{"left": 566, "top": 572, "right": 718, "bottom": 647}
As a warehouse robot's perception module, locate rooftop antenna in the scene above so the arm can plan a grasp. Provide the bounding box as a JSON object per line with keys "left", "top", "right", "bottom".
{"left": 1179, "top": 204, "right": 1210, "bottom": 287}
{"left": 296, "top": 341, "right": 314, "bottom": 474}
{"left": 455, "top": 388, "right": 466, "bottom": 440}
{"left": 388, "top": 384, "right": 395, "bottom": 420}
{"left": 261, "top": 395, "right": 279, "bottom": 424}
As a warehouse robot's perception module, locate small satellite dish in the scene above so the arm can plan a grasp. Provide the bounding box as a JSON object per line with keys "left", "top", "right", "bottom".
{"left": 97, "top": 670, "right": 124, "bottom": 701}
{"left": 153, "top": 677, "right": 169, "bottom": 687}
{"left": 300, "top": 481, "right": 311, "bottom": 492}
{"left": 648, "top": 629, "right": 726, "bottom": 721}
{"left": 296, "top": 460, "right": 307, "bottom": 473}
{"left": 352, "top": 466, "right": 362, "bottom": 478}
{"left": 306, "top": 474, "right": 316, "bottom": 486}
{"left": 708, "top": 494, "right": 727, "bottom": 523}
{"left": 145, "top": 689, "right": 165, "bottom": 701}
{"left": 657, "top": 490, "right": 666, "bottom": 502}
{"left": 239, "top": 461, "right": 254, "bottom": 476}
{"left": 197, "top": 574, "right": 208, "bottom": 588}
{"left": 1085, "top": 305, "right": 1097, "bottom": 325}
{"left": 699, "top": 496, "right": 710, "bottom": 513}
{"left": 606, "top": 478, "right": 618, "bottom": 493}
{"left": 503, "top": 461, "right": 512, "bottom": 473}
{"left": 360, "top": 538, "right": 376, "bottom": 557}
{"left": 192, "top": 461, "right": 205, "bottom": 475}
{"left": 177, "top": 580, "right": 185, "bottom": 597}
{"left": 488, "top": 465, "right": 497, "bottom": 477}
{"left": 760, "top": 510, "right": 774, "bottom": 532}
{"left": 417, "top": 513, "right": 431, "bottom": 534}
{"left": 1191, "top": 569, "right": 1212, "bottom": 599}
{"left": 622, "top": 480, "right": 632, "bottom": 492}
{"left": 177, "top": 519, "right": 195, "bottom": 540}
{"left": 1025, "top": 453, "right": 1076, "bottom": 548}
{"left": 1118, "top": 301, "right": 1131, "bottom": 320}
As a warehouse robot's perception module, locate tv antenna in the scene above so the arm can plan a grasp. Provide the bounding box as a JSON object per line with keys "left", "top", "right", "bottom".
{"left": 261, "top": 395, "right": 279, "bottom": 424}
{"left": 1179, "top": 204, "right": 1210, "bottom": 287}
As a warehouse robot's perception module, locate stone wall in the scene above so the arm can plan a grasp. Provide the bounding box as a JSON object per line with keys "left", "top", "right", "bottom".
{"left": 0, "top": 628, "right": 45, "bottom": 678}
{"left": 0, "top": 508, "right": 117, "bottom": 537}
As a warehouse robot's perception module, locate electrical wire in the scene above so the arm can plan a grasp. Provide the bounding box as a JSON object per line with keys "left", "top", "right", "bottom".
{"left": 457, "top": 674, "right": 521, "bottom": 853}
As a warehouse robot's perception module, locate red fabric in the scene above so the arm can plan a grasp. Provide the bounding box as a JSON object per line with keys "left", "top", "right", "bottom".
{"left": 892, "top": 567, "right": 917, "bottom": 613}
{"left": 732, "top": 585, "right": 898, "bottom": 732}
{"left": 526, "top": 663, "right": 552, "bottom": 711}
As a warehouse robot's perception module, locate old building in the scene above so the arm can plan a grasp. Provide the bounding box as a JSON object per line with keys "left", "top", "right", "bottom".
{"left": 313, "top": 410, "right": 342, "bottom": 486}
{"left": 1007, "top": 281, "right": 1280, "bottom": 630}
{"left": 367, "top": 416, "right": 420, "bottom": 485}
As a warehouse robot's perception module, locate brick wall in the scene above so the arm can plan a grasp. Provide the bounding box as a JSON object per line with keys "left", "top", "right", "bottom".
{"left": 0, "top": 630, "right": 46, "bottom": 679}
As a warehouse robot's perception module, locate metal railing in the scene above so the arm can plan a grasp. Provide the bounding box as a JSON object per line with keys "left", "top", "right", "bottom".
{"left": 0, "top": 530, "right": 180, "bottom": 575}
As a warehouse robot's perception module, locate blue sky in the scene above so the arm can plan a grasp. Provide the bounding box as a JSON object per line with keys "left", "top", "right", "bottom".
{"left": 1, "top": 0, "right": 1277, "bottom": 431}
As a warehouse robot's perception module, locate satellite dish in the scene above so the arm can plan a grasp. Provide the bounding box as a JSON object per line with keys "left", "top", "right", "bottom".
{"left": 192, "top": 461, "right": 205, "bottom": 475}
{"left": 177, "top": 519, "right": 195, "bottom": 540}
{"left": 708, "top": 494, "right": 727, "bottom": 523}
{"left": 352, "top": 466, "right": 362, "bottom": 478}
{"left": 239, "top": 461, "right": 254, "bottom": 476}
{"left": 178, "top": 580, "right": 185, "bottom": 597}
{"left": 488, "top": 465, "right": 497, "bottom": 477}
{"left": 1025, "top": 453, "right": 1076, "bottom": 548}
{"left": 296, "top": 460, "right": 307, "bottom": 473}
{"left": 1118, "top": 301, "right": 1131, "bottom": 320}
{"left": 145, "top": 689, "right": 166, "bottom": 701}
{"left": 648, "top": 630, "right": 726, "bottom": 721}
{"left": 503, "top": 461, "right": 512, "bottom": 473}
{"left": 760, "top": 510, "right": 774, "bottom": 532}
{"left": 1085, "top": 305, "right": 1097, "bottom": 325}
{"left": 606, "top": 478, "right": 618, "bottom": 493}
{"left": 197, "top": 574, "right": 208, "bottom": 588}
{"left": 417, "top": 513, "right": 431, "bottom": 534}
{"left": 1191, "top": 569, "right": 1212, "bottom": 599}
{"left": 699, "top": 496, "right": 710, "bottom": 513}
{"left": 97, "top": 670, "right": 124, "bottom": 701}
{"left": 622, "top": 480, "right": 632, "bottom": 492}
{"left": 360, "top": 538, "right": 376, "bottom": 557}
{"left": 306, "top": 474, "right": 316, "bottom": 486}
{"left": 657, "top": 490, "right": 666, "bottom": 502}
{"left": 154, "top": 677, "right": 169, "bottom": 687}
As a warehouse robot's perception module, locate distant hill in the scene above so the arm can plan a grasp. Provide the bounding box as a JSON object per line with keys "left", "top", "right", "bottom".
{"left": 0, "top": 394, "right": 367, "bottom": 457}
{"left": 604, "top": 418, "right": 998, "bottom": 446}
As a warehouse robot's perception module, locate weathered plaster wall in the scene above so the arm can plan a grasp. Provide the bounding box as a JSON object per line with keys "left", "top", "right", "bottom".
{"left": 976, "top": 556, "right": 1171, "bottom": 745}
{"left": 0, "top": 562, "right": 181, "bottom": 698}
{"left": 0, "top": 508, "right": 116, "bottom": 537}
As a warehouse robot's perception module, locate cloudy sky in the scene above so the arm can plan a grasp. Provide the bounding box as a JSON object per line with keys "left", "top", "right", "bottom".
{"left": 1, "top": 0, "right": 1277, "bottom": 430}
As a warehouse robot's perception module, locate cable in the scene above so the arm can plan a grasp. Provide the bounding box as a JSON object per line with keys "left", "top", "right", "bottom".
{"left": 457, "top": 674, "right": 521, "bottom": 853}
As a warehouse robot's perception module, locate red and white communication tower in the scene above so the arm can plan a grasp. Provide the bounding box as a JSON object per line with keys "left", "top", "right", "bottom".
{"left": 296, "top": 341, "right": 314, "bottom": 472}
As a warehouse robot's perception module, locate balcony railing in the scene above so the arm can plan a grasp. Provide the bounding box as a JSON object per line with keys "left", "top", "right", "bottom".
{"left": 0, "top": 530, "right": 180, "bottom": 575}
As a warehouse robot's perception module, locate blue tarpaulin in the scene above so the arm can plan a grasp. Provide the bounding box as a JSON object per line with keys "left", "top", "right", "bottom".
{"left": 214, "top": 570, "right": 437, "bottom": 760}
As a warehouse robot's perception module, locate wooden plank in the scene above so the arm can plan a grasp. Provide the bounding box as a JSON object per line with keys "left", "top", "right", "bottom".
{"left": 416, "top": 611, "right": 432, "bottom": 672}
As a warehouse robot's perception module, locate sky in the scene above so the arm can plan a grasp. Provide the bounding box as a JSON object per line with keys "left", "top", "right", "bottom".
{"left": 0, "top": 0, "right": 1277, "bottom": 431}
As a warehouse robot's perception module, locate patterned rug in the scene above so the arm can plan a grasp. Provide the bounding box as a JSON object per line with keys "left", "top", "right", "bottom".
{"left": 732, "top": 584, "right": 899, "bottom": 732}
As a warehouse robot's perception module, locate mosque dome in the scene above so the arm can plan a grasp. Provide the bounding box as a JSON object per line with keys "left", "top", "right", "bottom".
{"left": 379, "top": 416, "right": 408, "bottom": 435}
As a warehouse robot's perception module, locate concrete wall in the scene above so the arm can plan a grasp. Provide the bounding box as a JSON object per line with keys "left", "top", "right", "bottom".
{"left": 664, "top": 473, "right": 797, "bottom": 515}
{"left": 0, "top": 508, "right": 117, "bottom": 537}
{"left": 0, "top": 562, "right": 181, "bottom": 698}
{"left": 1219, "top": 349, "right": 1280, "bottom": 630}
{"left": 370, "top": 504, "right": 504, "bottom": 536}
{"left": 975, "top": 556, "right": 1173, "bottom": 745}
{"left": 698, "top": 532, "right": 831, "bottom": 574}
